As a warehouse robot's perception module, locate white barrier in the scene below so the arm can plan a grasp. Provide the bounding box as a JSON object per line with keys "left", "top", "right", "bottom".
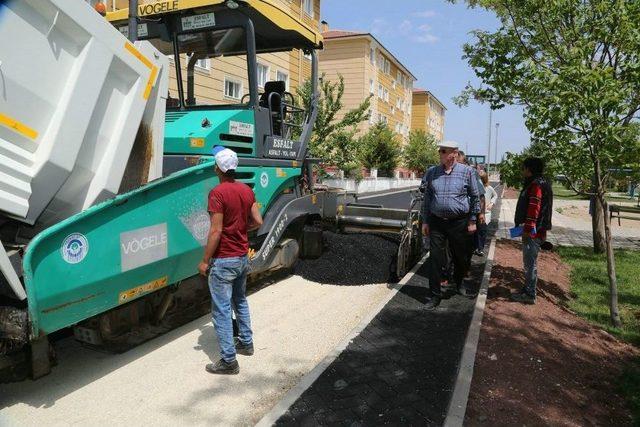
{"left": 322, "top": 178, "right": 421, "bottom": 194}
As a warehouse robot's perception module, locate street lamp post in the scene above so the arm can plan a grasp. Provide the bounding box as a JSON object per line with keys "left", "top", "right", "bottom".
{"left": 487, "top": 109, "right": 493, "bottom": 173}
{"left": 494, "top": 122, "right": 500, "bottom": 175}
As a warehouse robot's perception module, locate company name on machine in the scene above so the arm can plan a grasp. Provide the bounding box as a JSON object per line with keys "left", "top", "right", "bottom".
{"left": 138, "top": 0, "right": 179, "bottom": 16}
{"left": 121, "top": 231, "right": 167, "bottom": 255}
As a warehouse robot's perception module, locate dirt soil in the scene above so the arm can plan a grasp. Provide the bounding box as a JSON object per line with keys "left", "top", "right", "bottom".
{"left": 465, "top": 239, "right": 639, "bottom": 426}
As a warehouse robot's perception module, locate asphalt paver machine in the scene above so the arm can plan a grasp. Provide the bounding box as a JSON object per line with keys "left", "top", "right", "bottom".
{"left": 0, "top": 0, "right": 423, "bottom": 381}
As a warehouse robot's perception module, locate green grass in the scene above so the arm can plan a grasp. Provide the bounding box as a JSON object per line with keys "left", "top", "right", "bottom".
{"left": 552, "top": 182, "right": 639, "bottom": 203}
{"left": 552, "top": 183, "right": 589, "bottom": 200}
{"left": 557, "top": 247, "right": 640, "bottom": 423}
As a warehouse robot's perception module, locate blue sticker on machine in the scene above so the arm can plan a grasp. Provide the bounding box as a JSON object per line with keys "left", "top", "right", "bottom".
{"left": 61, "top": 233, "right": 89, "bottom": 264}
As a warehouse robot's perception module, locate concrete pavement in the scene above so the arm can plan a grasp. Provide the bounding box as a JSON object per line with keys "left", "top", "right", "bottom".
{"left": 498, "top": 199, "right": 640, "bottom": 249}
{"left": 0, "top": 276, "right": 396, "bottom": 426}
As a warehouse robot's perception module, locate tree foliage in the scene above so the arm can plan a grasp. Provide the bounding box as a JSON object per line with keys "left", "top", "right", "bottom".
{"left": 296, "top": 74, "right": 371, "bottom": 163}
{"left": 455, "top": 0, "right": 640, "bottom": 327}
{"left": 358, "top": 123, "right": 401, "bottom": 177}
{"left": 402, "top": 130, "right": 440, "bottom": 172}
{"left": 326, "top": 129, "right": 361, "bottom": 177}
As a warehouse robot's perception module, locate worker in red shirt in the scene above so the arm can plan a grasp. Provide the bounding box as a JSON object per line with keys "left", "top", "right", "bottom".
{"left": 198, "top": 146, "right": 263, "bottom": 374}
{"left": 511, "top": 157, "right": 553, "bottom": 304}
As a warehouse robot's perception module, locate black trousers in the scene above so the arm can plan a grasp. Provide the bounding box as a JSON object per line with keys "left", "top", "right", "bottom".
{"left": 428, "top": 216, "right": 473, "bottom": 297}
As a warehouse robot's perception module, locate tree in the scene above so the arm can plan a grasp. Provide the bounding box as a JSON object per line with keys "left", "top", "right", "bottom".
{"left": 326, "top": 129, "right": 361, "bottom": 177}
{"left": 402, "top": 130, "right": 440, "bottom": 173}
{"left": 296, "top": 74, "right": 371, "bottom": 162}
{"left": 358, "top": 123, "right": 401, "bottom": 177}
{"left": 455, "top": 0, "right": 640, "bottom": 327}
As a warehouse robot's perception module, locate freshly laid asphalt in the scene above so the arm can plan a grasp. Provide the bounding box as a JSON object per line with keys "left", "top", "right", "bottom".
{"left": 274, "top": 186, "right": 502, "bottom": 426}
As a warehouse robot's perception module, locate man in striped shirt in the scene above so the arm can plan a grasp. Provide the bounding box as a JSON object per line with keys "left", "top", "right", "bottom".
{"left": 421, "top": 141, "right": 481, "bottom": 309}
{"left": 511, "top": 157, "right": 553, "bottom": 304}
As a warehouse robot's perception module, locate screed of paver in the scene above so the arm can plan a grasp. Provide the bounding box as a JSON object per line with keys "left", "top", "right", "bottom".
{"left": 0, "top": 275, "right": 394, "bottom": 427}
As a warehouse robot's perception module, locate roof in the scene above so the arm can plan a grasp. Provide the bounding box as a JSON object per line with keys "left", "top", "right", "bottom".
{"left": 412, "top": 88, "right": 447, "bottom": 111}
{"left": 106, "top": 0, "right": 323, "bottom": 49}
{"left": 323, "top": 30, "right": 367, "bottom": 39}
{"left": 321, "top": 30, "right": 417, "bottom": 81}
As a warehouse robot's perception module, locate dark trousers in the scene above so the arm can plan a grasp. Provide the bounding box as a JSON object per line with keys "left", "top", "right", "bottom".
{"left": 473, "top": 223, "right": 488, "bottom": 251}
{"left": 428, "top": 216, "right": 473, "bottom": 297}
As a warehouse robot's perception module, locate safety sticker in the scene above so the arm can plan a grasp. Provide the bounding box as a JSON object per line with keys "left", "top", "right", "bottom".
{"left": 229, "top": 121, "right": 254, "bottom": 137}
{"left": 61, "top": 233, "right": 89, "bottom": 264}
{"left": 190, "top": 138, "right": 205, "bottom": 148}
{"left": 118, "top": 276, "right": 168, "bottom": 304}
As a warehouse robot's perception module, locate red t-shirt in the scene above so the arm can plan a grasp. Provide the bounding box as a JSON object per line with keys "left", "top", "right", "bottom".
{"left": 208, "top": 181, "right": 256, "bottom": 258}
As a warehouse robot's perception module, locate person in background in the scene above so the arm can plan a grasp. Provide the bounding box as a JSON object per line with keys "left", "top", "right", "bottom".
{"left": 458, "top": 151, "right": 486, "bottom": 260}
{"left": 198, "top": 146, "right": 263, "bottom": 374}
{"left": 511, "top": 157, "right": 553, "bottom": 304}
{"left": 474, "top": 170, "right": 498, "bottom": 256}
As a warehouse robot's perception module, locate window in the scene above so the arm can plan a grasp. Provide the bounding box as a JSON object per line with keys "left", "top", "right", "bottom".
{"left": 302, "top": 0, "right": 313, "bottom": 17}
{"left": 370, "top": 47, "right": 375, "bottom": 65}
{"left": 177, "top": 27, "right": 248, "bottom": 107}
{"left": 392, "top": 80, "right": 396, "bottom": 89}
{"left": 391, "top": 106, "right": 395, "bottom": 115}
{"left": 277, "top": 70, "right": 289, "bottom": 89}
{"left": 378, "top": 84, "right": 384, "bottom": 99}
{"left": 384, "top": 88, "right": 389, "bottom": 102}
{"left": 397, "top": 71, "right": 402, "bottom": 83}
{"left": 224, "top": 77, "right": 242, "bottom": 100}
{"left": 186, "top": 54, "right": 210, "bottom": 70}
{"left": 384, "top": 59, "right": 391, "bottom": 74}
{"left": 396, "top": 98, "right": 401, "bottom": 109}
{"left": 369, "top": 79, "right": 374, "bottom": 95}
{"left": 257, "top": 63, "right": 269, "bottom": 88}
{"left": 369, "top": 112, "right": 376, "bottom": 124}
{"left": 379, "top": 115, "right": 388, "bottom": 125}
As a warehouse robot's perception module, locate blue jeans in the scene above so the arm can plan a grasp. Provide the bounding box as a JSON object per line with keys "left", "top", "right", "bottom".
{"left": 522, "top": 237, "right": 542, "bottom": 297}
{"left": 208, "top": 255, "right": 252, "bottom": 363}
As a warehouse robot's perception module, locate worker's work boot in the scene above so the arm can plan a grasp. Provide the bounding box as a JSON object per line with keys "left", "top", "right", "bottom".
{"left": 235, "top": 338, "right": 254, "bottom": 356}
{"left": 510, "top": 291, "right": 536, "bottom": 305}
{"left": 206, "top": 359, "right": 239, "bottom": 375}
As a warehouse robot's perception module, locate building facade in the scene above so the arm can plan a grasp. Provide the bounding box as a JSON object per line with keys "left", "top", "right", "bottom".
{"left": 318, "top": 27, "right": 416, "bottom": 142}
{"left": 101, "top": 0, "right": 320, "bottom": 104}
{"left": 411, "top": 89, "right": 446, "bottom": 142}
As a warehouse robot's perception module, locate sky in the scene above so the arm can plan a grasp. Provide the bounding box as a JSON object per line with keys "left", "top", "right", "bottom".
{"left": 321, "top": 0, "right": 531, "bottom": 162}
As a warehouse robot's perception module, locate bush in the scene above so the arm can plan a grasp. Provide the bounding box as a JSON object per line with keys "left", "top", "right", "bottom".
{"left": 357, "top": 123, "right": 401, "bottom": 177}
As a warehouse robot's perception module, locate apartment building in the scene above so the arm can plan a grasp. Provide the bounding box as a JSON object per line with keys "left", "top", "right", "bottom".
{"left": 99, "top": 0, "right": 321, "bottom": 104}
{"left": 318, "top": 25, "right": 417, "bottom": 142}
{"left": 411, "top": 89, "right": 446, "bottom": 142}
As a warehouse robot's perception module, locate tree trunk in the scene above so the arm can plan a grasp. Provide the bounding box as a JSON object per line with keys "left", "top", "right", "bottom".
{"left": 591, "top": 195, "right": 606, "bottom": 253}
{"left": 597, "top": 187, "right": 622, "bottom": 327}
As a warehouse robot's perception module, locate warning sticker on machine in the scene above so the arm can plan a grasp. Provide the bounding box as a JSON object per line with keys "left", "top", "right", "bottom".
{"left": 118, "top": 276, "right": 168, "bottom": 304}
{"left": 229, "top": 121, "right": 254, "bottom": 137}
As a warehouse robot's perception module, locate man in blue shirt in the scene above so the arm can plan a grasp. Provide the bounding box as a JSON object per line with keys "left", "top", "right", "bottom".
{"left": 421, "top": 141, "right": 481, "bottom": 309}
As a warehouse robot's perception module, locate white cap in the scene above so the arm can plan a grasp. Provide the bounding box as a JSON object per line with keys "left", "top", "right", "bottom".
{"left": 439, "top": 140, "right": 459, "bottom": 149}
{"left": 213, "top": 147, "right": 238, "bottom": 173}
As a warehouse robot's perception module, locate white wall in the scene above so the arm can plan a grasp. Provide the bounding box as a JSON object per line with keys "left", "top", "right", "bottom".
{"left": 322, "top": 178, "right": 421, "bottom": 194}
